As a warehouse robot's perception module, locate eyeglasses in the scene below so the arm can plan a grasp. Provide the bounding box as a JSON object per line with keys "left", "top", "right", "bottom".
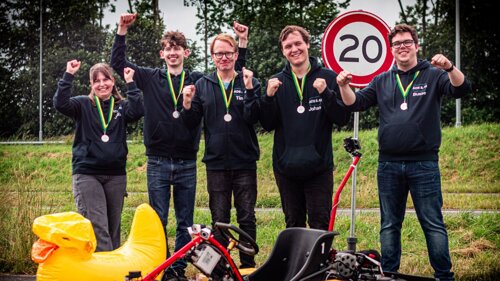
{"left": 213, "top": 52, "right": 235, "bottom": 59}
{"left": 391, "top": 39, "right": 415, "bottom": 48}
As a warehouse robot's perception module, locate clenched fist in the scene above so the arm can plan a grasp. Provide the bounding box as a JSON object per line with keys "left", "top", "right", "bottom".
{"left": 124, "top": 67, "right": 135, "bottom": 83}
{"left": 313, "top": 78, "right": 327, "bottom": 94}
{"left": 336, "top": 70, "right": 352, "bottom": 87}
{"left": 430, "top": 54, "right": 453, "bottom": 71}
{"left": 266, "top": 78, "right": 282, "bottom": 97}
{"left": 182, "top": 85, "right": 196, "bottom": 110}
{"left": 242, "top": 67, "right": 253, "bottom": 89}
{"left": 66, "top": 59, "right": 81, "bottom": 75}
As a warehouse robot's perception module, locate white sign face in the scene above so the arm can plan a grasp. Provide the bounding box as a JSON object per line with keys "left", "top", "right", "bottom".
{"left": 333, "top": 22, "right": 388, "bottom": 76}
{"left": 322, "top": 11, "right": 394, "bottom": 88}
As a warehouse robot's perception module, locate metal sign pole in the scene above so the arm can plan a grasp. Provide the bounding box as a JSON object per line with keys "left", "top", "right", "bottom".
{"left": 455, "top": 0, "right": 462, "bottom": 128}
{"left": 347, "top": 91, "right": 360, "bottom": 252}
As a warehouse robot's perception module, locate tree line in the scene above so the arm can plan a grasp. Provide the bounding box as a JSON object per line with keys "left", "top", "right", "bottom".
{"left": 0, "top": 0, "right": 497, "bottom": 139}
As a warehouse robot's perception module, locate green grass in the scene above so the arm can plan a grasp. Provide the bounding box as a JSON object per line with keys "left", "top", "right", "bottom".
{"left": 0, "top": 123, "right": 499, "bottom": 279}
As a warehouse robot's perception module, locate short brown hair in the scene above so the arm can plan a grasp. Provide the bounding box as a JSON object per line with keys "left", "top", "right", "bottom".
{"left": 88, "top": 63, "right": 123, "bottom": 104}
{"left": 161, "top": 31, "right": 188, "bottom": 49}
{"left": 388, "top": 24, "right": 418, "bottom": 45}
{"left": 210, "top": 33, "right": 238, "bottom": 54}
{"left": 279, "top": 25, "right": 311, "bottom": 50}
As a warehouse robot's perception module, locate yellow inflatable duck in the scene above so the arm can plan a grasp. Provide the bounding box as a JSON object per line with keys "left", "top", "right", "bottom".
{"left": 32, "top": 203, "right": 166, "bottom": 281}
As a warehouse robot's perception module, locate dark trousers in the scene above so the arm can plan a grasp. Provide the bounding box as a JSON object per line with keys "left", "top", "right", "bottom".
{"left": 72, "top": 174, "right": 126, "bottom": 252}
{"left": 207, "top": 169, "right": 257, "bottom": 268}
{"left": 274, "top": 169, "right": 333, "bottom": 230}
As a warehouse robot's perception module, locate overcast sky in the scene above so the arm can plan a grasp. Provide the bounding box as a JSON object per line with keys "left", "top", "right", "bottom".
{"left": 102, "top": 0, "right": 417, "bottom": 43}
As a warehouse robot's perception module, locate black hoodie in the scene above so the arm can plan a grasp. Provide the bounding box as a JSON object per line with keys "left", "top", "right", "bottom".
{"left": 346, "top": 59, "right": 472, "bottom": 161}
{"left": 53, "top": 72, "right": 144, "bottom": 175}
{"left": 110, "top": 34, "right": 247, "bottom": 159}
{"left": 260, "top": 57, "right": 350, "bottom": 179}
{"left": 181, "top": 71, "right": 261, "bottom": 170}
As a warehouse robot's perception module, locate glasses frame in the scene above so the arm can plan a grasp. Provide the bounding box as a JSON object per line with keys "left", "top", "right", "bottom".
{"left": 213, "top": 52, "right": 235, "bottom": 59}
{"left": 391, "top": 40, "right": 415, "bottom": 49}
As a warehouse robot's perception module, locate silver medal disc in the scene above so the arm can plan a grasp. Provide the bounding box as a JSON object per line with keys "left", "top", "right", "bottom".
{"left": 224, "top": 113, "right": 232, "bottom": 122}
{"left": 172, "top": 110, "right": 180, "bottom": 119}
{"left": 400, "top": 102, "right": 408, "bottom": 111}
{"left": 101, "top": 134, "right": 109, "bottom": 142}
{"left": 297, "top": 105, "right": 305, "bottom": 114}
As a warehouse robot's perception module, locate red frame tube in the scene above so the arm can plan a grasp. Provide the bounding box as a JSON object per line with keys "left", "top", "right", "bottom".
{"left": 328, "top": 155, "right": 361, "bottom": 232}
{"left": 142, "top": 233, "right": 243, "bottom": 281}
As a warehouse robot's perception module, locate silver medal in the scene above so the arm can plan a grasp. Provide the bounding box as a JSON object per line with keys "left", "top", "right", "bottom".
{"left": 101, "top": 134, "right": 109, "bottom": 142}
{"left": 297, "top": 105, "right": 305, "bottom": 114}
{"left": 172, "top": 110, "right": 180, "bottom": 119}
{"left": 224, "top": 113, "right": 232, "bottom": 122}
{"left": 400, "top": 102, "right": 408, "bottom": 111}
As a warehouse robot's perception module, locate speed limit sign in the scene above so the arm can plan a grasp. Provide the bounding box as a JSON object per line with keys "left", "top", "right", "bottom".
{"left": 322, "top": 10, "right": 394, "bottom": 88}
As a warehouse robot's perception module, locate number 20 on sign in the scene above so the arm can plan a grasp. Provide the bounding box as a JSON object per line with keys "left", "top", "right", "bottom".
{"left": 322, "top": 10, "right": 394, "bottom": 88}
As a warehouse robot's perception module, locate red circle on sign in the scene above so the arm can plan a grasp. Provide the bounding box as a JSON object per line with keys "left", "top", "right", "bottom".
{"left": 322, "top": 10, "right": 394, "bottom": 88}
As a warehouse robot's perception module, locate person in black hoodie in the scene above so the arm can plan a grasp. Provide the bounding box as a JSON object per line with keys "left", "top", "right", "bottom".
{"left": 53, "top": 60, "right": 143, "bottom": 252}
{"left": 260, "top": 25, "right": 350, "bottom": 231}
{"left": 181, "top": 33, "right": 261, "bottom": 269}
{"left": 336, "top": 24, "right": 472, "bottom": 281}
{"left": 110, "top": 13, "right": 249, "bottom": 281}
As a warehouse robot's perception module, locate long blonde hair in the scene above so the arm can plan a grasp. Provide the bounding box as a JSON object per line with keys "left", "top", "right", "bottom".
{"left": 88, "top": 63, "right": 123, "bottom": 105}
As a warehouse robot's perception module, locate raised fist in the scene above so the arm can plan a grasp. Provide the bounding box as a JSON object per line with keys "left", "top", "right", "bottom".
{"left": 66, "top": 59, "right": 81, "bottom": 75}
{"left": 242, "top": 67, "right": 254, "bottom": 89}
{"left": 182, "top": 85, "right": 196, "bottom": 110}
{"left": 266, "top": 78, "right": 282, "bottom": 97}
{"left": 124, "top": 67, "right": 135, "bottom": 83}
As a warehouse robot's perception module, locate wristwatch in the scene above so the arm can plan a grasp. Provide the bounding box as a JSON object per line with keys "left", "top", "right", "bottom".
{"left": 445, "top": 64, "right": 454, "bottom": 72}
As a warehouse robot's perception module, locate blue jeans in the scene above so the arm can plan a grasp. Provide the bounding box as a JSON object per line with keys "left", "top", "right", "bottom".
{"left": 207, "top": 169, "right": 257, "bottom": 268}
{"left": 147, "top": 156, "right": 196, "bottom": 273}
{"left": 377, "top": 161, "right": 454, "bottom": 281}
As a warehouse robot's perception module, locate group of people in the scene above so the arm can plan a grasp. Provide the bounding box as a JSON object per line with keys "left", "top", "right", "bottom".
{"left": 54, "top": 12, "right": 471, "bottom": 281}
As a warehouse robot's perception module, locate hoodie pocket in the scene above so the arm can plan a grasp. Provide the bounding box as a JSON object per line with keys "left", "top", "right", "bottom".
{"left": 87, "top": 141, "right": 127, "bottom": 166}
{"left": 379, "top": 122, "right": 427, "bottom": 154}
{"left": 277, "top": 145, "right": 324, "bottom": 178}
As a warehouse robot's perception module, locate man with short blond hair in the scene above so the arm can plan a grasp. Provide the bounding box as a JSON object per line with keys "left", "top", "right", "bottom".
{"left": 181, "top": 33, "right": 261, "bottom": 269}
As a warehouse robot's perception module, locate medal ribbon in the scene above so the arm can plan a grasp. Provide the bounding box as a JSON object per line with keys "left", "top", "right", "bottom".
{"left": 396, "top": 71, "right": 420, "bottom": 101}
{"left": 216, "top": 72, "right": 236, "bottom": 112}
{"left": 166, "top": 70, "right": 185, "bottom": 109}
{"left": 291, "top": 64, "right": 311, "bottom": 104}
{"left": 94, "top": 95, "right": 114, "bottom": 134}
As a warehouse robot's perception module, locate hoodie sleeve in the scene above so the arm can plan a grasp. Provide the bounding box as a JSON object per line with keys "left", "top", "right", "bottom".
{"left": 235, "top": 48, "right": 247, "bottom": 72}
{"left": 124, "top": 81, "right": 144, "bottom": 122}
{"left": 321, "top": 87, "right": 351, "bottom": 126}
{"left": 345, "top": 78, "right": 379, "bottom": 112}
{"left": 110, "top": 34, "right": 156, "bottom": 90}
{"left": 243, "top": 77, "right": 262, "bottom": 124}
{"left": 437, "top": 71, "right": 473, "bottom": 99}
{"left": 259, "top": 79, "right": 280, "bottom": 131}
{"left": 53, "top": 72, "right": 82, "bottom": 119}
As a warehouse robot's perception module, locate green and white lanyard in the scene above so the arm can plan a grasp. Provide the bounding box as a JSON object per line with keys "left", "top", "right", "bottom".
{"left": 94, "top": 95, "right": 114, "bottom": 142}
{"left": 395, "top": 71, "right": 420, "bottom": 110}
{"left": 166, "top": 70, "right": 185, "bottom": 118}
{"left": 216, "top": 72, "right": 236, "bottom": 122}
{"left": 291, "top": 64, "right": 311, "bottom": 114}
